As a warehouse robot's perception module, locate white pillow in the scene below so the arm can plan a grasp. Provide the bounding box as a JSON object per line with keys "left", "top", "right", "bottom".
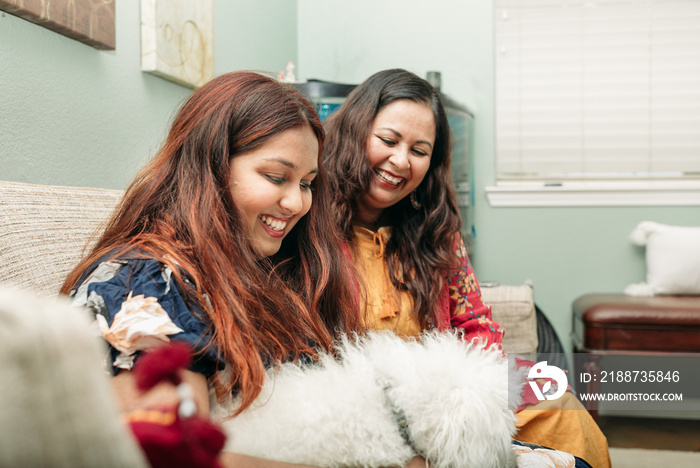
{"left": 625, "top": 221, "right": 700, "bottom": 296}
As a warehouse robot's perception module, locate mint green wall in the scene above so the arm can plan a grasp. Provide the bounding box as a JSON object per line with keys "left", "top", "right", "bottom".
{"left": 0, "top": 0, "right": 297, "bottom": 189}
{"left": 296, "top": 0, "right": 700, "bottom": 351}
{"left": 215, "top": 1, "right": 297, "bottom": 77}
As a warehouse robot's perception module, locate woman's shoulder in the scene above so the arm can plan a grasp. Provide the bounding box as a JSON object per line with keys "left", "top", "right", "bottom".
{"left": 69, "top": 247, "right": 202, "bottom": 322}
{"left": 70, "top": 248, "right": 170, "bottom": 293}
{"left": 70, "top": 247, "right": 222, "bottom": 375}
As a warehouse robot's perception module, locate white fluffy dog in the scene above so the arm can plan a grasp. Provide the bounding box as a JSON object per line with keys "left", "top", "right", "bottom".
{"left": 212, "top": 330, "right": 518, "bottom": 468}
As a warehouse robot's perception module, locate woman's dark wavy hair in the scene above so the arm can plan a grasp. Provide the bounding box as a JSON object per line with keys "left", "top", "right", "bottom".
{"left": 322, "top": 68, "right": 461, "bottom": 327}
{"left": 61, "top": 71, "right": 359, "bottom": 414}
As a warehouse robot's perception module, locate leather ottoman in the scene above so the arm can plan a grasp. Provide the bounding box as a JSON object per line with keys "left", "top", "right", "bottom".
{"left": 572, "top": 293, "right": 700, "bottom": 353}
{"left": 571, "top": 293, "right": 700, "bottom": 419}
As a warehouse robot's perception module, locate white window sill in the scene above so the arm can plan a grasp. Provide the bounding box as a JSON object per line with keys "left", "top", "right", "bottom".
{"left": 485, "top": 181, "right": 700, "bottom": 207}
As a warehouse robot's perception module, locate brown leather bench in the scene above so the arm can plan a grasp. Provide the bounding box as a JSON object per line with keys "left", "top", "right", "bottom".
{"left": 572, "top": 293, "right": 700, "bottom": 419}
{"left": 573, "top": 293, "right": 700, "bottom": 353}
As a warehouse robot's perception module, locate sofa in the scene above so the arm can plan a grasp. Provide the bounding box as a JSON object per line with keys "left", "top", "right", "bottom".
{"left": 0, "top": 180, "right": 123, "bottom": 297}
{"left": 0, "top": 179, "right": 551, "bottom": 467}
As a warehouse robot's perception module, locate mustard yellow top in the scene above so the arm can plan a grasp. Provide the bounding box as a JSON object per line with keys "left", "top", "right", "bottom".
{"left": 351, "top": 226, "right": 422, "bottom": 338}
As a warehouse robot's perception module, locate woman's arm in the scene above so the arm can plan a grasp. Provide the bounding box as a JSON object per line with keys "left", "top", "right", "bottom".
{"left": 447, "top": 235, "right": 504, "bottom": 347}
{"left": 220, "top": 453, "right": 320, "bottom": 468}
{"left": 115, "top": 367, "right": 321, "bottom": 468}
{"left": 402, "top": 456, "right": 429, "bottom": 467}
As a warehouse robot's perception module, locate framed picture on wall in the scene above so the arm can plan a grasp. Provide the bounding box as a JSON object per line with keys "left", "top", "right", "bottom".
{"left": 140, "top": 0, "right": 214, "bottom": 89}
{"left": 0, "top": 0, "right": 115, "bottom": 50}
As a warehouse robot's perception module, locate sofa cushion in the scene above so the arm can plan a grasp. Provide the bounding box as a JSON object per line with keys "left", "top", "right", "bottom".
{"left": 481, "top": 284, "right": 538, "bottom": 355}
{"left": 0, "top": 181, "right": 123, "bottom": 297}
{"left": 625, "top": 221, "right": 700, "bottom": 296}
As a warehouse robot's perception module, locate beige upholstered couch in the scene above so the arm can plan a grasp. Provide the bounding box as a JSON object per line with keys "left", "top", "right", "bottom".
{"left": 0, "top": 179, "right": 538, "bottom": 355}
{"left": 0, "top": 180, "right": 123, "bottom": 297}
{"left": 0, "top": 179, "right": 540, "bottom": 464}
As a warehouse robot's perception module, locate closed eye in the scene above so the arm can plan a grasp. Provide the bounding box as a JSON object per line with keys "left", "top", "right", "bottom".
{"left": 412, "top": 148, "right": 429, "bottom": 157}
{"left": 301, "top": 175, "right": 317, "bottom": 192}
{"left": 265, "top": 174, "right": 285, "bottom": 185}
{"left": 379, "top": 136, "right": 396, "bottom": 146}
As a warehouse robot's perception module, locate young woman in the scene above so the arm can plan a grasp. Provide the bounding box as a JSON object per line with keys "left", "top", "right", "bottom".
{"left": 61, "top": 71, "right": 360, "bottom": 468}
{"left": 322, "top": 68, "right": 611, "bottom": 468}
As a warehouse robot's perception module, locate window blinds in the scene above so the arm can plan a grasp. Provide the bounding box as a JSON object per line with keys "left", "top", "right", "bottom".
{"left": 495, "top": 0, "right": 700, "bottom": 182}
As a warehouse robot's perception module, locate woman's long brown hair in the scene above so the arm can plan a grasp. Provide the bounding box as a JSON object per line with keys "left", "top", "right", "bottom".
{"left": 322, "top": 69, "right": 461, "bottom": 328}
{"left": 61, "top": 71, "right": 358, "bottom": 414}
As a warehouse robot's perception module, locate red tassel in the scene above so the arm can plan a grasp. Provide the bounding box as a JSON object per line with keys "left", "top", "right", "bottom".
{"left": 129, "top": 410, "right": 226, "bottom": 468}
{"left": 134, "top": 341, "right": 192, "bottom": 391}
{"left": 127, "top": 342, "right": 227, "bottom": 468}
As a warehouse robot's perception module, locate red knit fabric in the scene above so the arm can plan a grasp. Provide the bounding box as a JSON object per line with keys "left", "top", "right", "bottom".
{"left": 135, "top": 342, "right": 192, "bottom": 391}
{"left": 128, "top": 406, "right": 226, "bottom": 468}
{"left": 128, "top": 343, "right": 227, "bottom": 468}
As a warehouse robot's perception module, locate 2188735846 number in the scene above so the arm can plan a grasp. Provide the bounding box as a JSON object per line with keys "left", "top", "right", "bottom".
{"left": 600, "top": 370, "right": 680, "bottom": 383}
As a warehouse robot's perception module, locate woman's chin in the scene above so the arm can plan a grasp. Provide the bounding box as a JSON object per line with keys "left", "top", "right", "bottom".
{"left": 251, "top": 240, "right": 282, "bottom": 259}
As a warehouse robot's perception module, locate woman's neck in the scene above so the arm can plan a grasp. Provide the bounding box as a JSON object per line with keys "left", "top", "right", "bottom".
{"left": 353, "top": 209, "right": 387, "bottom": 231}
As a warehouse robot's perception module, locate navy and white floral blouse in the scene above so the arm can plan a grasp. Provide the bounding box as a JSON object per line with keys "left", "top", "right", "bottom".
{"left": 69, "top": 252, "right": 224, "bottom": 377}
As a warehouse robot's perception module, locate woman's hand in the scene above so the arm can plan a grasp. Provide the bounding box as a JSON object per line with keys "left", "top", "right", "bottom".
{"left": 403, "top": 456, "right": 429, "bottom": 467}
{"left": 219, "top": 452, "right": 319, "bottom": 467}
{"left": 113, "top": 368, "right": 210, "bottom": 416}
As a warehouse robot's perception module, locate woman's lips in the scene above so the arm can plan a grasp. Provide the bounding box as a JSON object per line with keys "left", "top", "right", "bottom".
{"left": 374, "top": 169, "right": 404, "bottom": 187}
{"left": 259, "top": 215, "right": 288, "bottom": 238}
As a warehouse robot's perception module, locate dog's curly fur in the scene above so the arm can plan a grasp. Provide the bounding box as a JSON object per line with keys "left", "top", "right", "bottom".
{"left": 212, "top": 331, "right": 518, "bottom": 468}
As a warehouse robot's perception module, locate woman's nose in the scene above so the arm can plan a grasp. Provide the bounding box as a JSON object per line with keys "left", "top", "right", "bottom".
{"left": 279, "top": 186, "right": 304, "bottom": 215}
{"left": 389, "top": 146, "right": 411, "bottom": 171}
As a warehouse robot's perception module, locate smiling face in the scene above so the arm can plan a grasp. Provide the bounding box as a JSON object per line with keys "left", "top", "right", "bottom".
{"left": 356, "top": 99, "right": 436, "bottom": 229}
{"left": 229, "top": 125, "right": 319, "bottom": 258}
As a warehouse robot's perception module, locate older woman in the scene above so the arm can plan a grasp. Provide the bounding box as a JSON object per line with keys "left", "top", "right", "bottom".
{"left": 322, "top": 68, "right": 610, "bottom": 468}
